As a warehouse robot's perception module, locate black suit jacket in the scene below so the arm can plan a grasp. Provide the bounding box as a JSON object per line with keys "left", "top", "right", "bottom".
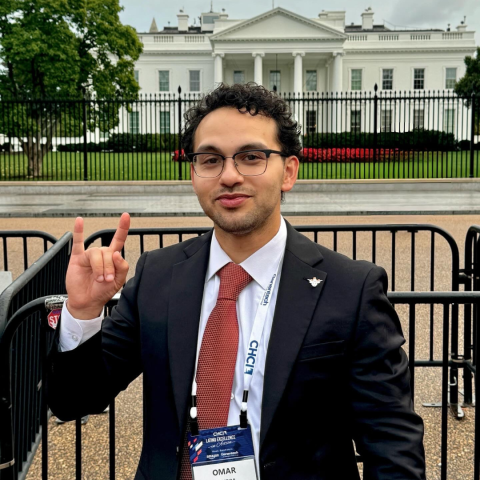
{"left": 47, "top": 221, "right": 426, "bottom": 480}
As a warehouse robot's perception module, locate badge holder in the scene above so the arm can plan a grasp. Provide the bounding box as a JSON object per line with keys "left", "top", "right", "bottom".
{"left": 188, "top": 395, "right": 258, "bottom": 480}
{"left": 187, "top": 265, "right": 282, "bottom": 480}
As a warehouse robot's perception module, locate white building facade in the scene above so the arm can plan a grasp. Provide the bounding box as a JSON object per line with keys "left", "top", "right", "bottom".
{"left": 134, "top": 7, "right": 477, "bottom": 96}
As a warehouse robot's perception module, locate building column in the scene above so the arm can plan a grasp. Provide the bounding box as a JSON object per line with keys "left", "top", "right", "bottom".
{"left": 331, "top": 52, "right": 345, "bottom": 133}
{"left": 332, "top": 51, "right": 344, "bottom": 92}
{"left": 292, "top": 52, "right": 305, "bottom": 94}
{"left": 213, "top": 53, "right": 224, "bottom": 85}
{"left": 252, "top": 52, "right": 264, "bottom": 86}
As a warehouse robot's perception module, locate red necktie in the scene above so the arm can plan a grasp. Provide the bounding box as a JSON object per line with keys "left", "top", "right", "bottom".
{"left": 179, "top": 262, "right": 252, "bottom": 480}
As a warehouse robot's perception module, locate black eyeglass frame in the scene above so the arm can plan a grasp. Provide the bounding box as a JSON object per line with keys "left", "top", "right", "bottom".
{"left": 187, "top": 149, "right": 288, "bottom": 178}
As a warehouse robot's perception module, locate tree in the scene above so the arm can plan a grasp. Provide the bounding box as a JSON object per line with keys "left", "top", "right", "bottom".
{"left": 0, "top": 0, "right": 142, "bottom": 177}
{"left": 455, "top": 47, "right": 480, "bottom": 136}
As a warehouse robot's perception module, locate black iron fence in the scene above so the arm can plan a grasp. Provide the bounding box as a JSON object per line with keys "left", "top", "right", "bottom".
{"left": 0, "top": 87, "right": 478, "bottom": 181}
{"left": 2, "top": 291, "right": 480, "bottom": 480}
{"left": 0, "top": 234, "right": 71, "bottom": 480}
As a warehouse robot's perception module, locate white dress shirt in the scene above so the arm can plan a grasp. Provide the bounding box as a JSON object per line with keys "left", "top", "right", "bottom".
{"left": 59, "top": 216, "right": 287, "bottom": 469}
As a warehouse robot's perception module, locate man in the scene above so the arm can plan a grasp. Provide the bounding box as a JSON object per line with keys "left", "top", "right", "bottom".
{"left": 47, "top": 83, "right": 426, "bottom": 480}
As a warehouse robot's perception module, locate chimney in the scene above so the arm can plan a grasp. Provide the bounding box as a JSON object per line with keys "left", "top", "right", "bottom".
{"left": 219, "top": 9, "right": 228, "bottom": 21}
{"left": 318, "top": 10, "right": 328, "bottom": 21}
{"left": 361, "top": 7, "right": 374, "bottom": 30}
{"left": 149, "top": 17, "right": 159, "bottom": 33}
{"left": 177, "top": 9, "right": 189, "bottom": 32}
{"left": 457, "top": 17, "right": 467, "bottom": 32}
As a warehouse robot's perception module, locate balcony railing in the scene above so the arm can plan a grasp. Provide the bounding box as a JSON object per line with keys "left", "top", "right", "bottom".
{"left": 138, "top": 35, "right": 208, "bottom": 45}
{"left": 347, "top": 31, "right": 473, "bottom": 43}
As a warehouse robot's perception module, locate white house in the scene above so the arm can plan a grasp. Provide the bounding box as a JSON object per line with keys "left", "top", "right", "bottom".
{"left": 134, "top": 6, "right": 477, "bottom": 95}
{"left": 3, "top": 7, "right": 477, "bottom": 152}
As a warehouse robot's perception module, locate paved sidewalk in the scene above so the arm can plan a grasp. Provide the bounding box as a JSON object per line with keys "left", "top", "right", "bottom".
{"left": 1, "top": 180, "right": 480, "bottom": 216}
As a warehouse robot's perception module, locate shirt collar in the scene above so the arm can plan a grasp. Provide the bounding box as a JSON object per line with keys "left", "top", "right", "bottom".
{"left": 207, "top": 217, "right": 287, "bottom": 290}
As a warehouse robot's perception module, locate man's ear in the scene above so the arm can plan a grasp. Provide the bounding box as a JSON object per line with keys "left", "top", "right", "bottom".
{"left": 281, "top": 156, "right": 299, "bottom": 193}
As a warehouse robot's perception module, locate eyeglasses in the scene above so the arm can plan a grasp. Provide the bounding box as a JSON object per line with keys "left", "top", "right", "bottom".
{"left": 187, "top": 149, "right": 287, "bottom": 178}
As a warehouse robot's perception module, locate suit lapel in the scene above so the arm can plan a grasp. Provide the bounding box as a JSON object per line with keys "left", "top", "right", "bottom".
{"left": 168, "top": 230, "right": 213, "bottom": 432}
{"left": 260, "top": 223, "right": 327, "bottom": 447}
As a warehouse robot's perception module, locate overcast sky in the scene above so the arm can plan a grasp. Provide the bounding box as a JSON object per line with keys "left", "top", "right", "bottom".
{"left": 119, "top": 0, "right": 479, "bottom": 45}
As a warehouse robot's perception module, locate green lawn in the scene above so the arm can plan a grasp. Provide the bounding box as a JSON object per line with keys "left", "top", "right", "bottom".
{"left": 0, "top": 152, "right": 192, "bottom": 181}
{"left": 298, "top": 151, "right": 480, "bottom": 180}
{"left": 1, "top": 150, "right": 479, "bottom": 181}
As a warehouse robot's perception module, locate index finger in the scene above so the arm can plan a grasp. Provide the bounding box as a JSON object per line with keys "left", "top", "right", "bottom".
{"left": 109, "top": 212, "right": 131, "bottom": 252}
{"left": 72, "top": 216, "right": 85, "bottom": 256}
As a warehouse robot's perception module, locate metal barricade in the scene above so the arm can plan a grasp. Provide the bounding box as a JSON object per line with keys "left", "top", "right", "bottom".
{"left": 0, "top": 231, "right": 57, "bottom": 277}
{"left": 2, "top": 291, "right": 480, "bottom": 480}
{"left": 85, "top": 224, "right": 464, "bottom": 416}
{"left": 0, "top": 223, "right": 466, "bottom": 480}
{"left": 461, "top": 226, "right": 480, "bottom": 408}
{"left": 387, "top": 291, "right": 480, "bottom": 480}
{"left": 0, "top": 234, "right": 71, "bottom": 480}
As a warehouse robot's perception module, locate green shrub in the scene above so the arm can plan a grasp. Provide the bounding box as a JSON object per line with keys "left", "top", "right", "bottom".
{"left": 106, "top": 133, "right": 180, "bottom": 152}
{"left": 57, "top": 142, "right": 108, "bottom": 152}
{"left": 303, "top": 129, "right": 458, "bottom": 151}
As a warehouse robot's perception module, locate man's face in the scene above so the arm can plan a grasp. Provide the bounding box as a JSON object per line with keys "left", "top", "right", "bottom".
{"left": 191, "top": 107, "right": 298, "bottom": 236}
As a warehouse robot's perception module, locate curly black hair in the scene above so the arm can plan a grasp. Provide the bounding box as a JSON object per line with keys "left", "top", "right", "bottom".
{"left": 181, "top": 82, "right": 302, "bottom": 159}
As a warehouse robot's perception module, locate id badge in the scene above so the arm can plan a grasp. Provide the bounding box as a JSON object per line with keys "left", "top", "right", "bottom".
{"left": 187, "top": 424, "right": 258, "bottom": 480}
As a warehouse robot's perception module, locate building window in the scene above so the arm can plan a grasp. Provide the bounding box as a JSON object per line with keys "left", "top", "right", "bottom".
{"left": 414, "top": 108, "right": 425, "bottom": 130}
{"left": 189, "top": 70, "right": 201, "bottom": 92}
{"left": 414, "top": 69, "right": 425, "bottom": 90}
{"left": 270, "top": 70, "right": 281, "bottom": 92}
{"left": 159, "top": 111, "right": 170, "bottom": 134}
{"left": 129, "top": 112, "right": 140, "bottom": 134}
{"left": 306, "top": 110, "right": 317, "bottom": 133}
{"left": 306, "top": 70, "right": 317, "bottom": 91}
{"left": 382, "top": 69, "right": 393, "bottom": 90}
{"left": 351, "top": 109, "right": 361, "bottom": 134}
{"left": 381, "top": 109, "right": 392, "bottom": 133}
{"left": 134, "top": 70, "right": 139, "bottom": 83}
{"left": 159, "top": 71, "right": 170, "bottom": 92}
{"left": 444, "top": 109, "right": 455, "bottom": 134}
{"left": 233, "top": 71, "right": 245, "bottom": 84}
{"left": 445, "top": 68, "right": 457, "bottom": 89}
{"left": 351, "top": 69, "right": 362, "bottom": 91}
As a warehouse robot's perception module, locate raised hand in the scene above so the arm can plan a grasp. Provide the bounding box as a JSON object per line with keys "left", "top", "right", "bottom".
{"left": 65, "top": 213, "right": 131, "bottom": 319}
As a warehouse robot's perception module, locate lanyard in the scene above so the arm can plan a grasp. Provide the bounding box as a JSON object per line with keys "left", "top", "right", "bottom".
{"left": 189, "top": 257, "right": 283, "bottom": 433}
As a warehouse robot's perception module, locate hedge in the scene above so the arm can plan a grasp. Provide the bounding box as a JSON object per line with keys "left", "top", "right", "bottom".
{"left": 303, "top": 129, "right": 458, "bottom": 151}
{"left": 106, "top": 133, "right": 180, "bottom": 152}
{"left": 56, "top": 133, "right": 180, "bottom": 153}
{"left": 51, "top": 131, "right": 479, "bottom": 154}
{"left": 57, "top": 142, "right": 108, "bottom": 152}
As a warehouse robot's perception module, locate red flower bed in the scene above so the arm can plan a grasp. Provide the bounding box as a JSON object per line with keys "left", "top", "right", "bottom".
{"left": 172, "top": 149, "right": 185, "bottom": 161}
{"left": 302, "top": 147, "right": 402, "bottom": 163}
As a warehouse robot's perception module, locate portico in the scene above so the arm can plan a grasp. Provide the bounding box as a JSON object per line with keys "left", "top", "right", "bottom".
{"left": 208, "top": 51, "right": 343, "bottom": 93}
{"left": 208, "top": 8, "right": 347, "bottom": 94}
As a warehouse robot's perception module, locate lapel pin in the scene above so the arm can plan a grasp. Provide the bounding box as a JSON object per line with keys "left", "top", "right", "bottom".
{"left": 307, "top": 277, "right": 322, "bottom": 287}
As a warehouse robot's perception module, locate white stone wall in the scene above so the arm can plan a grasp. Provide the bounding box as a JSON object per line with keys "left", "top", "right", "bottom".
{"left": 136, "top": 54, "right": 214, "bottom": 95}
{"left": 342, "top": 53, "right": 468, "bottom": 93}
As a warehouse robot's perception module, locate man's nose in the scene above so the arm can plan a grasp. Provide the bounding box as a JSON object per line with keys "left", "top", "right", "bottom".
{"left": 219, "top": 157, "right": 244, "bottom": 186}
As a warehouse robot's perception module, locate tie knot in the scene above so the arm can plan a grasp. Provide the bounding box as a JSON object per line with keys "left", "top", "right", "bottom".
{"left": 217, "top": 262, "right": 252, "bottom": 301}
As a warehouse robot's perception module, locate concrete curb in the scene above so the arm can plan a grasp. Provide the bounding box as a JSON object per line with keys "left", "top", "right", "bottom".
{"left": 1, "top": 178, "right": 480, "bottom": 194}
{"left": 1, "top": 210, "right": 480, "bottom": 218}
